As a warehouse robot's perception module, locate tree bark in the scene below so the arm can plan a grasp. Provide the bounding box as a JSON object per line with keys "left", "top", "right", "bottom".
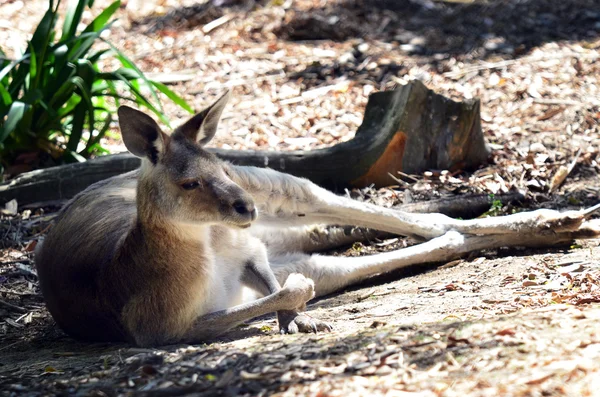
{"left": 0, "top": 80, "right": 489, "bottom": 206}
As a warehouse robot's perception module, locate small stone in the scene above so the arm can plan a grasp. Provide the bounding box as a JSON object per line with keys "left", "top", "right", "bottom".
{"left": 488, "top": 73, "right": 501, "bottom": 86}
{"left": 338, "top": 52, "right": 355, "bottom": 64}
{"left": 529, "top": 142, "right": 546, "bottom": 153}
{"left": 400, "top": 44, "right": 418, "bottom": 53}
{"left": 409, "top": 36, "right": 426, "bottom": 46}
{"left": 357, "top": 42, "right": 369, "bottom": 53}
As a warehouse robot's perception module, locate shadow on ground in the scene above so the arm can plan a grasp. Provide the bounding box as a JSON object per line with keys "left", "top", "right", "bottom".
{"left": 4, "top": 304, "right": 600, "bottom": 396}
{"left": 133, "top": 0, "right": 600, "bottom": 93}
{"left": 136, "top": 0, "right": 600, "bottom": 58}
{"left": 0, "top": 315, "right": 483, "bottom": 396}
{"left": 276, "top": 0, "right": 600, "bottom": 56}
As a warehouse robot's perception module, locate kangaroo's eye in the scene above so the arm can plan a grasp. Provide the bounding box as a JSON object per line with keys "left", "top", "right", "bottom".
{"left": 181, "top": 181, "right": 201, "bottom": 190}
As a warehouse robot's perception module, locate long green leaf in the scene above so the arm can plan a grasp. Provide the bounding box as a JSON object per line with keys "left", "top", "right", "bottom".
{"left": 86, "top": 111, "right": 112, "bottom": 151}
{"left": 68, "top": 67, "right": 95, "bottom": 153}
{"left": 83, "top": 0, "right": 120, "bottom": 34}
{"left": 56, "top": 95, "right": 81, "bottom": 119}
{"left": 0, "top": 101, "right": 28, "bottom": 143}
{"left": 51, "top": 44, "right": 70, "bottom": 76}
{"left": 30, "top": 4, "right": 58, "bottom": 56}
{"left": 27, "top": 43, "right": 37, "bottom": 88}
{"left": 47, "top": 62, "right": 76, "bottom": 106}
{"left": 151, "top": 81, "right": 193, "bottom": 114}
{"left": 0, "top": 53, "right": 28, "bottom": 83}
{"left": 110, "top": 71, "right": 169, "bottom": 125}
{"left": 26, "top": 2, "right": 58, "bottom": 99}
{"left": 96, "top": 67, "right": 140, "bottom": 81}
{"left": 87, "top": 48, "right": 111, "bottom": 64}
{"left": 67, "top": 101, "right": 86, "bottom": 153}
{"left": 103, "top": 39, "right": 164, "bottom": 113}
{"left": 0, "top": 82, "right": 13, "bottom": 115}
{"left": 67, "top": 27, "right": 114, "bottom": 63}
{"left": 61, "top": 0, "right": 88, "bottom": 42}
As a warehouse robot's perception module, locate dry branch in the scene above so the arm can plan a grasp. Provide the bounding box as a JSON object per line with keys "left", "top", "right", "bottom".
{"left": 0, "top": 81, "right": 488, "bottom": 206}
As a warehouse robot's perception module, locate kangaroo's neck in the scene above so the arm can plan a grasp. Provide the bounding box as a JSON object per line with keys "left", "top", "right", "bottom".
{"left": 128, "top": 169, "right": 216, "bottom": 264}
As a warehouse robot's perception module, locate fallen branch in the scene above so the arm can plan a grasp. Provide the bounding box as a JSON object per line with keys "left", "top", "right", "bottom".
{"left": 0, "top": 81, "right": 489, "bottom": 206}
{"left": 398, "top": 192, "right": 524, "bottom": 219}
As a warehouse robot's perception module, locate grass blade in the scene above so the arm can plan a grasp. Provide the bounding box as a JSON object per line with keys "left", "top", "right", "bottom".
{"left": 151, "top": 81, "right": 194, "bottom": 114}
{"left": 102, "top": 39, "right": 164, "bottom": 112}
{"left": 110, "top": 70, "right": 170, "bottom": 126}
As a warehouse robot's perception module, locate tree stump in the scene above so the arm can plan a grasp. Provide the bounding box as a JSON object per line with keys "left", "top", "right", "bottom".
{"left": 0, "top": 80, "right": 489, "bottom": 206}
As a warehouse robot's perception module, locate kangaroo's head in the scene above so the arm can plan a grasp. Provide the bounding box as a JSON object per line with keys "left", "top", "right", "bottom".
{"left": 118, "top": 91, "right": 257, "bottom": 228}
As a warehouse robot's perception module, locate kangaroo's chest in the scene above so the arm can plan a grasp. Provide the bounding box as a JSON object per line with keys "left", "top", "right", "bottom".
{"left": 206, "top": 225, "right": 267, "bottom": 309}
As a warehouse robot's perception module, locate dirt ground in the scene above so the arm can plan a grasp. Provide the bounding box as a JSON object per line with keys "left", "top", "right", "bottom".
{"left": 1, "top": 0, "right": 600, "bottom": 395}
{"left": 1, "top": 233, "right": 600, "bottom": 396}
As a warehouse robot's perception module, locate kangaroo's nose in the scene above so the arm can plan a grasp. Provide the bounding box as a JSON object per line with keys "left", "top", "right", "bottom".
{"left": 232, "top": 199, "right": 255, "bottom": 216}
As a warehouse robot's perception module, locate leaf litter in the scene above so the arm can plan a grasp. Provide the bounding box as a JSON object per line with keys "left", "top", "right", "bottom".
{"left": 1, "top": 0, "right": 600, "bottom": 395}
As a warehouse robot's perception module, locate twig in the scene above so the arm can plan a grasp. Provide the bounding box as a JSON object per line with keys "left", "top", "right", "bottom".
{"left": 0, "top": 299, "right": 28, "bottom": 314}
{"left": 533, "top": 98, "right": 583, "bottom": 106}
{"left": 202, "top": 14, "right": 234, "bottom": 34}
{"left": 443, "top": 53, "right": 599, "bottom": 78}
{"left": 581, "top": 203, "right": 600, "bottom": 218}
{"left": 567, "top": 149, "right": 582, "bottom": 174}
{"left": 387, "top": 172, "right": 410, "bottom": 187}
{"left": 443, "top": 59, "right": 520, "bottom": 78}
{"left": 549, "top": 149, "right": 582, "bottom": 192}
{"left": 396, "top": 171, "right": 419, "bottom": 183}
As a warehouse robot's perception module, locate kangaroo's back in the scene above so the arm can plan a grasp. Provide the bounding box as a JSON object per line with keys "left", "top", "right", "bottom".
{"left": 36, "top": 171, "right": 139, "bottom": 342}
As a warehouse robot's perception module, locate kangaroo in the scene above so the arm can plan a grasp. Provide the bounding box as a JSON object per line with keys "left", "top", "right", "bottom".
{"left": 35, "top": 91, "right": 600, "bottom": 346}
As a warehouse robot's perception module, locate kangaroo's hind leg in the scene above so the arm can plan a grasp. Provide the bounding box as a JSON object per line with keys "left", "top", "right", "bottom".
{"left": 251, "top": 225, "right": 395, "bottom": 257}
{"left": 269, "top": 225, "right": 600, "bottom": 298}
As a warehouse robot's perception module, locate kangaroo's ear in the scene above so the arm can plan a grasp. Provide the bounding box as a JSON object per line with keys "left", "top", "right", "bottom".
{"left": 176, "top": 90, "right": 230, "bottom": 146}
{"left": 118, "top": 106, "right": 167, "bottom": 164}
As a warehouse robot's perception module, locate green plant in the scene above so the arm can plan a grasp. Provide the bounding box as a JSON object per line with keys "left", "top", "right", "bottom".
{"left": 0, "top": 0, "right": 192, "bottom": 172}
{"left": 480, "top": 194, "right": 504, "bottom": 218}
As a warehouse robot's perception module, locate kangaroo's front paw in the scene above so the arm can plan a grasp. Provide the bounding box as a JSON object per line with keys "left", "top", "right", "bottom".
{"left": 279, "top": 273, "right": 315, "bottom": 310}
{"left": 277, "top": 310, "right": 333, "bottom": 334}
